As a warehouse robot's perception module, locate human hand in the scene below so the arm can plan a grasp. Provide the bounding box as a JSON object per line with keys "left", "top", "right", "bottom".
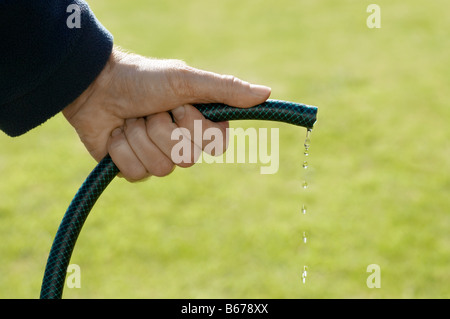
{"left": 62, "top": 48, "right": 271, "bottom": 181}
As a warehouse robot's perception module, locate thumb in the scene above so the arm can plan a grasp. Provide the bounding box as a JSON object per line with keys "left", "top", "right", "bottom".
{"left": 169, "top": 66, "right": 272, "bottom": 108}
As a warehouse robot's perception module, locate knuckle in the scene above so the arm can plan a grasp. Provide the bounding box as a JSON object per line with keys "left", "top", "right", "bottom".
{"left": 121, "top": 161, "right": 148, "bottom": 181}
{"left": 146, "top": 113, "right": 169, "bottom": 135}
{"left": 152, "top": 158, "right": 175, "bottom": 177}
{"left": 220, "top": 75, "right": 246, "bottom": 102}
{"left": 222, "top": 74, "right": 242, "bottom": 90}
{"left": 178, "top": 159, "right": 195, "bottom": 169}
{"left": 124, "top": 119, "right": 144, "bottom": 140}
{"left": 166, "top": 63, "right": 196, "bottom": 98}
{"left": 126, "top": 169, "right": 148, "bottom": 182}
{"left": 178, "top": 146, "right": 200, "bottom": 168}
{"left": 110, "top": 155, "right": 148, "bottom": 182}
{"left": 108, "top": 132, "right": 125, "bottom": 152}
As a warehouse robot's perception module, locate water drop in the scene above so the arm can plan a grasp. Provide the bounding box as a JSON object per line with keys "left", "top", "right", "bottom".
{"left": 304, "top": 129, "right": 311, "bottom": 150}
{"left": 302, "top": 231, "right": 308, "bottom": 244}
{"left": 304, "top": 140, "right": 310, "bottom": 151}
{"left": 302, "top": 161, "right": 308, "bottom": 169}
{"left": 302, "top": 181, "right": 308, "bottom": 189}
{"left": 302, "top": 266, "right": 308, "bottom": 284}
{"left": 301, "top": 204, "right": 307, "bottom": 215}
{"left": 303, "top": 129, "right": 311, "bottom": 156}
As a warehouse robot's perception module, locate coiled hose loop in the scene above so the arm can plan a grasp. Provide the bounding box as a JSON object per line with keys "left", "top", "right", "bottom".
{"left": 40, "top": 99, "right": 317, "bottom": 299}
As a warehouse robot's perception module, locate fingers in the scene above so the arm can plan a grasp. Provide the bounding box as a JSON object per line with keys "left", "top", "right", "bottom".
{"left": 108, "top": 107, "right": 230, "bottom": 181}
{"left": 102, "top": 53, "right": 270, "bottom": 182}
{"left": 171, "top": 104, "right": 229, "bottom": 156}
{"left": 127, "top": 58, "right": 272, "bottom": 115}
{"left": 166, "top": 65, "right": 272, "bottom": 109}
{"left": 69, "top": 50, "right": 270, "bottom": 183}
{"left": 107, "top": 126, "right": 149, "bottom": 182}
{"left": 145, "top": 112, "right": 201, "bottom": 167}
{"left": 123, "top": 118, "right": 176, "bottom": 177}
{"left": 107, "top": 117, "right": 176, "bottom": 182}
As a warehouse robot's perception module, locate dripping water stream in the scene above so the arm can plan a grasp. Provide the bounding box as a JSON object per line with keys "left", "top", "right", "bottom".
{"left": 300, "top": 128, "right": 312, "bottom": 284}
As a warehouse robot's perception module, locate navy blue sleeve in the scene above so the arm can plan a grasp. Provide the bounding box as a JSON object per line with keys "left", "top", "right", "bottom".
{"left": 0, "top": 0, "right": 113, "bottom": 137}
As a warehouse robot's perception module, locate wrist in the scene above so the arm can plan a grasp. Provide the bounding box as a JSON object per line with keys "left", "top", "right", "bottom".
{"left": 62, "top": 47, "right": 122, "bottom": 121}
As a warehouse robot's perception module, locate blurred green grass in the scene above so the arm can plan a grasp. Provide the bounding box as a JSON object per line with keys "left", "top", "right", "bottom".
{"left": 1, "top": 0, "right": 449, "bottom": 298}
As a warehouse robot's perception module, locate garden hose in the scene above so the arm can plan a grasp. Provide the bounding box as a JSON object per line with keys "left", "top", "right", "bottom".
{"left": 40, "top": 99, "right": 318, "bottom": 299}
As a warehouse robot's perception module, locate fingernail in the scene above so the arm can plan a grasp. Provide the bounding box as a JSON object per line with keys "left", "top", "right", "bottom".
{"left": 111, "top": 127, "right": 122, "bottom": 137}
{"left": 171, "top": 106, "right": 185, "bottom": 121}
{"left": 250, "top": 84, "right": 271, "bottom": 98}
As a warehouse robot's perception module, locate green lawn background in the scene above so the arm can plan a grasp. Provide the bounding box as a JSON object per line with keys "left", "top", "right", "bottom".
{"left": 0, "top": 0, "right": 449, "bottom": 298}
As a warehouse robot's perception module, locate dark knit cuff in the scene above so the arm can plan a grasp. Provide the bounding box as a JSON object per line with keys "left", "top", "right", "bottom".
{"left": 0, "top": 4, "right": 113, "bottom": 137}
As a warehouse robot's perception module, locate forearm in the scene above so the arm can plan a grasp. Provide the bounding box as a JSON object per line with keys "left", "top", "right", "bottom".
{"left": 0, "top": 0, "right": 113, "bottom": 137}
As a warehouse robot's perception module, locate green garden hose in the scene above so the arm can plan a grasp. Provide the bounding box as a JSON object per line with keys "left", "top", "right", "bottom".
{"left": 40, "top": 99, "right": 318, "bottom": 299}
